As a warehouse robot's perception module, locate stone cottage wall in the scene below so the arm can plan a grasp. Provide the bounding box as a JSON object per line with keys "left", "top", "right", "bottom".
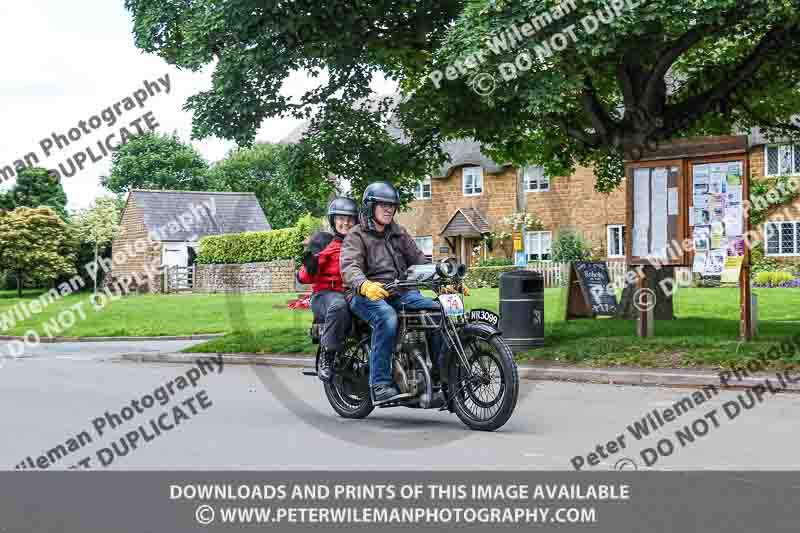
{"left": 194, "top": 260, "right": 296, "bottom": 293}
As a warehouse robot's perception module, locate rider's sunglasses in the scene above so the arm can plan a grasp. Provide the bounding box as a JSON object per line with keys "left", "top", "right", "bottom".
{"left": 376, "top": 202, "right": 396, "bottom": 211}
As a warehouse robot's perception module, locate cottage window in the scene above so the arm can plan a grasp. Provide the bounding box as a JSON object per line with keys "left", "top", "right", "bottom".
{"left": 524, "top": 166, "right": 550, "bottom": 191}
{"left": 607, "top": 225, "right": 626, "bottom": 258}
{"left": 765, "top": 144, "right": 800, "bottom": 176}
{"left": 414, "top": 176, "right": 432, "bottom": 200}
{"left": 414, "top": 236, "right": 434, "bottom": 260}
{"left": 525, "top": 231, "right": 552, "bottom": 261}
{"left": 462, "top": 167, "right": 483, "bottom": 196}
{"left": 765, "top": 221, "right": 800, "bottom": 256}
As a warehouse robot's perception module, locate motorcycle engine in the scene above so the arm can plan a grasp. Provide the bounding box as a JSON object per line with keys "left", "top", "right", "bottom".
{"left": 392, "top": 331, "right": 430, "bottom": 397}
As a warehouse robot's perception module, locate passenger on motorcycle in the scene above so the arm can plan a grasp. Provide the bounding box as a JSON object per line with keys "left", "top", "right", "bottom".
{"left": 340, "top": 182, "right": 445, "bottom": 405}
{"left": 297, "top": 197, "right": 359, "bottom": 382}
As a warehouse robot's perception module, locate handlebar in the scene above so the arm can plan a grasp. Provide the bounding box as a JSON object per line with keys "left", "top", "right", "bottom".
{"left": 383, "top": 259, "right": 467, "bottom": 295}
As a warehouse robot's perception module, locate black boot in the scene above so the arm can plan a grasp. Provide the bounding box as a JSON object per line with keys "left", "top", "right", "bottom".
{"left": 318, "top": 348, "right": 335, "bottom": 382}
{"left": 371, "top": 384, "right": 411, "bottom": 405}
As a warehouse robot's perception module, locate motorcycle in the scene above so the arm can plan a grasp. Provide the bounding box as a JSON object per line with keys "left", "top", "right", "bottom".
{"left": 304, "top": 259, "right": 519, "bottom": 431}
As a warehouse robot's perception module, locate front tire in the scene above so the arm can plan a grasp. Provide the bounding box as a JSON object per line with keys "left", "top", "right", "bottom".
{"left": 448, "top": 335, "right": 519, "bottom": 431}
{"left": 323, "top": 340, "right": 374, "bottom": 419}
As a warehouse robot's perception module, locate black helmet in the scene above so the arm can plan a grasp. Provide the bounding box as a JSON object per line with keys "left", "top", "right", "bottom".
{"left": 362, "top": 181, "right": 400, "bottom": 219}
{"left": 327, "top": 196, "right": 358, "bottom": 237}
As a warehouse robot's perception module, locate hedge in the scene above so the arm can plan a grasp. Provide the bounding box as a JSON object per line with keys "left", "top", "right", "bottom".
{"left": 464, "top": 266, "right": 520, "bottom": 289}
{"left": 197, "top": 214, "right": 321, "bottom": 265}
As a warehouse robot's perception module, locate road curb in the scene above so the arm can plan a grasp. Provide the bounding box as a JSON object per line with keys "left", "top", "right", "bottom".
{"left": 0, "top": 334, "right": 224, "bottom": 343}
{"left": 117, "top": 352, "right": 800, "bottom": 392}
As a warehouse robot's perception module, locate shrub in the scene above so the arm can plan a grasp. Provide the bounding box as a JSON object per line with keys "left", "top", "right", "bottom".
{"left": 464, "top": 266, "right": 519, "bottom": 288}
{"left": 755, "top": 271, "right": 795, "bottom": 287}
{"left": 550, "top": 229, "right": 590, "bottom": 263}
{"left": 475, "top": 257, "right": 513, "bottom": 267}
{"left": 197, "top": 214, "right": 322, "bottom": 264}
{"left": 750, "top": 243, "right": 784, "bottom": 275}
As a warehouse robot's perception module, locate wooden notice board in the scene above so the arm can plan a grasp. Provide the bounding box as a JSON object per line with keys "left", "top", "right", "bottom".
{"left": 624, "top": 135, "right": 754, "bottom": 339}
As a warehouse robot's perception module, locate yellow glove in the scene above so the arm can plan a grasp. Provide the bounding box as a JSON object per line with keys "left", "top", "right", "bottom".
{"left": 462, "top": 284, "right": 471, "bottom": 296}
{"left": 360, "top": 280, "right": 390, "bottom": 302}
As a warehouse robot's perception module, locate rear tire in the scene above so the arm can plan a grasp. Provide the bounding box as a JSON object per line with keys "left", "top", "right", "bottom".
{"left": 323, "top": 340, "right": 374, "bottom": 419}
{"left": 448, "top": 335, "right": 518, "bottom": 431}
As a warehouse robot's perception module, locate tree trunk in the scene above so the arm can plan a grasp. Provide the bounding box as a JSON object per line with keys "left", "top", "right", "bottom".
{"left": 94, "top": 242, "right": 99, "bottom": 293}
{"left": 618, "top": 265, "right": 676, "bottom": 320}
{"left": 16, "top": 270, "right": 22, "bottom": 298}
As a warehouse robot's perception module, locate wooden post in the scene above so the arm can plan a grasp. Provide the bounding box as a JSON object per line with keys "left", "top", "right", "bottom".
{"left": 636, "top": 272, "right": 654, "bottom": 337}
{"left": 740, "top": 153, "right": 753, "bottom": 340}
{"left": 740, "top": 262, "right": 753, "bottom": 340}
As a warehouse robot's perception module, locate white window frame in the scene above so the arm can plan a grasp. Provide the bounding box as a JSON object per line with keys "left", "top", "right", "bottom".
{"left": 764, "top": 221, "right": 800, "bottom": 257}
{"left": 765, "top": 144, "right": 800, "bottom": 177}
{"left": 607, "top": 224, "right": 626, "bottom": 258}
{"left": 462, "top": 167, "right": 484, "bottom": 196}
{"left": 414, "top": 236, "right": 434, "bottom": 259}
{"left": 524, "top": 231, "right": 552, "bottom": 262}
{"left": 523, "top": 165, "right": 550, "bottom": 192}
{"left": 414, "top": 176, "right": 432, "bottom": 200}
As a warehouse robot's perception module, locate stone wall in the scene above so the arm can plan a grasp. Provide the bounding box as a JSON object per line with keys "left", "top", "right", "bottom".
{"left": 194, "top": 260, "right": 296, "bottom": 293}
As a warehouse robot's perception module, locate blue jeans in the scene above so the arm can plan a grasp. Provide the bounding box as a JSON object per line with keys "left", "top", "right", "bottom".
{"left": 349, "top": 290, "right": 444, "bottom": 387}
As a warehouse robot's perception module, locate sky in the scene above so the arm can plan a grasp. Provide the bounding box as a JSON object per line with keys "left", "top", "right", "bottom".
{"left": 0, "top": 1, "right": 395, "bottom": 211}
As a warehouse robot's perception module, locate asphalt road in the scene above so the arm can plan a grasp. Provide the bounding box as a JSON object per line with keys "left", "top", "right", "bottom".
{"left": 1, "top": 349, "right": 799, "bottom": 471}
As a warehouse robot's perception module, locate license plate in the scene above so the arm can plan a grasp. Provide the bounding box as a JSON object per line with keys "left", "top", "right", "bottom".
{"left": 468, "top": 308, "right": 499, "bottom": 326}
{"left": 438, "top": 294, "right": 465, "bottom": 316}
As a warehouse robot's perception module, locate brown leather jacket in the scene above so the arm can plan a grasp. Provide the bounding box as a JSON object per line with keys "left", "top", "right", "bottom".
{"left": 340, "top": 221, "right": 428, "bottom": 293}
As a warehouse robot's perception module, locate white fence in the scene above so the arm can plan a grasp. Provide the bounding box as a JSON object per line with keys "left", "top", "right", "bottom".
{"left": 523, "top": 261, "right": 692, "bottom": 289}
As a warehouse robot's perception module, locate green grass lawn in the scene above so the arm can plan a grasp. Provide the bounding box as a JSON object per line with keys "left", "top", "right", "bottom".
{"left": 3, "top": 287, "right": 800, "bottom": 369}
{"left": 188, "top": 287, "right": 800, "bottom": 369}
{"left": 0, "top": 290, "right": 307, "bottom": 338}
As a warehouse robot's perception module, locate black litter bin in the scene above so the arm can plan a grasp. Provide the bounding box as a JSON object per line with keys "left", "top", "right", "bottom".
{"left": 499, "top": 270, "right": 544, "bottom": 350}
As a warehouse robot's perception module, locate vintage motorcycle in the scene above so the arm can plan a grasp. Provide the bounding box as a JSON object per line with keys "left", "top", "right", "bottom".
{"left": 304, "top": 259, "right": 519, "bottom": 431}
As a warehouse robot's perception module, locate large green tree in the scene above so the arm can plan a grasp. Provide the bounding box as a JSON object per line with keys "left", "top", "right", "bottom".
{"left": 102, "top": 132, "right": 211, "bottom": 194}
{"left": 0, "top": 167, "right": 69, "bottom": 219}
{"left": 0, "top": 207, "right": 77, "bottom": 297}
{"left": 210, "top": 143, "right": 329, "bottom": 229}
{"left": 126, "top": 0, "right": 800, "bottom": 195}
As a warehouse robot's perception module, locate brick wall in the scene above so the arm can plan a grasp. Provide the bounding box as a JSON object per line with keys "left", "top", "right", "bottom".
{"left": 108, "top": 201, "right": 162, "bottom": 293}
{"left": 523, "top": 164, "right": 626, "bottom": 257}
{"left": 194, "top": 260, "right": 296, "bottom": 293}
{"left": 395, "top": 164, "right": 626, "bottom": 261}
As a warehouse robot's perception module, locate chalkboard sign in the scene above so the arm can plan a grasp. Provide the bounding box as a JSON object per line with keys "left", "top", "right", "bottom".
{"left": 565, "top": 262, "right": 619, "bottom": 319}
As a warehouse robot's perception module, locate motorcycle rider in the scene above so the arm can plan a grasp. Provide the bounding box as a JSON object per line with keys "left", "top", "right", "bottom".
{"left": 340, "top": 182, "right": 445, "bottom": 405}
{"left": 297, "top": 197, "right": 359, "bottom": 382}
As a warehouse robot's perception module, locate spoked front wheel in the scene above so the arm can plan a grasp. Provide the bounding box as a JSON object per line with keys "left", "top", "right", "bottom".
{"left": 448, "top": 335, "right": 519, "bottom": 431}
{"left": 323, "top": 339, "right": 374, "bottom": 419}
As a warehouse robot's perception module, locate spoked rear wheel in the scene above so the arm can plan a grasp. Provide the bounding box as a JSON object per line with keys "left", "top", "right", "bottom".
{"left": 448, "top": 335, "right": 518, "bottom": 431}
{"left": 323, "top": 339, "right": 374, "bottom": 419}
